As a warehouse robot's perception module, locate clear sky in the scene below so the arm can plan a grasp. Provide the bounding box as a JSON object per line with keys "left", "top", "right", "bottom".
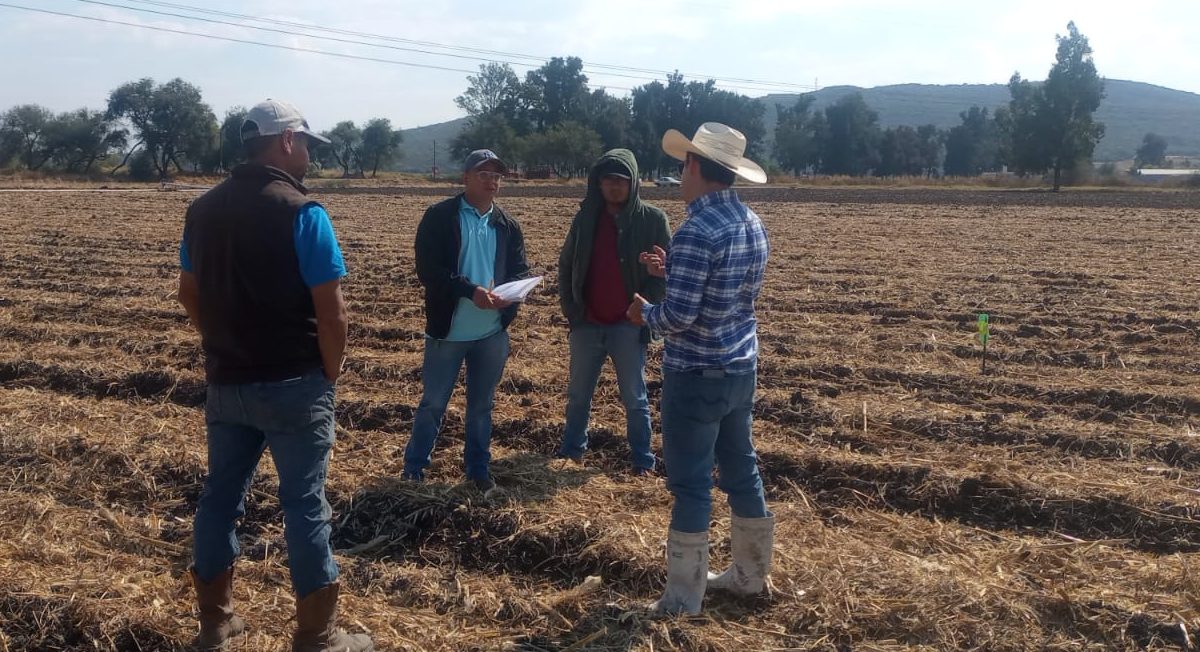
{"left": 1, "top": 0, "right": 1197, "bottom": 130}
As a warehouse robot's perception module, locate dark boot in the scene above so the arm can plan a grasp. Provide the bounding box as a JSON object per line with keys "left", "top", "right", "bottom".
{"left": 292, "top": 583, "right": 374, "bottom": 652}
{"left": 191, "top": 567, "right": 246, "bottom": 650}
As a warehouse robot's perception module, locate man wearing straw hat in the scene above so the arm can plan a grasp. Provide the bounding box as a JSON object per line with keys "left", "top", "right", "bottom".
{"left": 178, "top": 99, "right": 373, "bottom": 651}
{"left": 628, "top": 122, "right": 775, "bottom": 615}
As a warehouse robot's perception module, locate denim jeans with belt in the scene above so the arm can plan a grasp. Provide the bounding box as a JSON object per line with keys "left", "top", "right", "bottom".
{"left": 193, "top": 369, "right": 339, "bottom": 598}
{"left": 558, "top": 322, "right": 655, "bottom": 470}
{"left": 404, "top": 329, "right": 509, "bottom": 481}
{"left": 661, "top": 367, "right": 769, "bottom": 533}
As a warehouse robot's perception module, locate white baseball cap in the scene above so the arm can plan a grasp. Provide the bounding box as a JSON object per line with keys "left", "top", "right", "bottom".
{"left": 241, "top": 99, "right": 330, "bottom": 144}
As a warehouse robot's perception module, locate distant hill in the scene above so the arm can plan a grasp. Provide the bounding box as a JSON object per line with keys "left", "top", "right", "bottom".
{"left": 758, "top": 79, "right": 1200, "bottom": 161}
{"left": 396, "top": 117, "right": 468, "bottom": 173}
{"left": 396, "top": 79, "right": 1200, "bottom": 169}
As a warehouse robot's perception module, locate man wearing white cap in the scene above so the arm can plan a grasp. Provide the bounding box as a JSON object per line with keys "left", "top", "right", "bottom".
{"left": 628, "top": 122, "right": 775, "bottom": 616}
{"left": 178, "top": 99, "right": 373, "bottom": 650}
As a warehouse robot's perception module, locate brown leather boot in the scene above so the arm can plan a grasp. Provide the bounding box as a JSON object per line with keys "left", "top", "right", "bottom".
{"left": 292, "top": 583, "right": 374, "bottom": 652}
{"left": 190, "top": 567, "right": 246, "bottom": 650}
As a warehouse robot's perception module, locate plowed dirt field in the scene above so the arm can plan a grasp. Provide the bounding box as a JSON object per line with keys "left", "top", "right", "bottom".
{"left": 1, "top": 187, "right": 1198, "bottom": 651}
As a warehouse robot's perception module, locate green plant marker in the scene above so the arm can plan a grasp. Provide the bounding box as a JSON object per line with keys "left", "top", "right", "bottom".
{"left": 977, "top": 313, "right": 990, "bottom": 373}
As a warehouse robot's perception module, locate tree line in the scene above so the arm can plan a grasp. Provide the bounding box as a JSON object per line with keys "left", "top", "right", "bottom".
{"left": 1, "top": 22, "right": 1137, "bottom": 189}
{"left": 439, "top": 22, "right": 1111, "bottom": 189}
{"left": 0, "top": 78, "right": 404, "bottom": 180}
{"left": 448, "top": 57, "right": 766, "bottom": 179}
{"left": 771, "top": 22, "right": 1110, "bottom": 190}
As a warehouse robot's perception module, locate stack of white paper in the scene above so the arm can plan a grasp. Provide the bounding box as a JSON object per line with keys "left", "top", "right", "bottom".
{"left": 492, "top": 275, "right": 543, "bottom": 302}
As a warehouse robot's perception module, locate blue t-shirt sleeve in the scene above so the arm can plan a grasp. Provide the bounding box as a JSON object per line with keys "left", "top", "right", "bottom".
{"left": 294, "top": 203, "right": 347, "bottom": 288}
{"left": 179, "top": 235, "right": 193, "bottom": 272}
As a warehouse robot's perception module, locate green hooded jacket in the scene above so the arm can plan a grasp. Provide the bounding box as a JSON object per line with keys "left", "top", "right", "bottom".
{"left": 558, "top": 148, "right": 671, "bottom": 333}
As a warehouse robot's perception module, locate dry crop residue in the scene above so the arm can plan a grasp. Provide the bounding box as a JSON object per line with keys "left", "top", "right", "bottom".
{"left": 1, "top": 187, "right": 1198, "bottom": 651}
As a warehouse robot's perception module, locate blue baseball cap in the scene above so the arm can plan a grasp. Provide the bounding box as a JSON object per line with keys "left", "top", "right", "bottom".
{"left": 464, "top": 149, "right": 508, "bottom": 174}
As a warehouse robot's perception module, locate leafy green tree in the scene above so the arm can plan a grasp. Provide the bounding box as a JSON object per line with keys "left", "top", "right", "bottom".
{"left": 684, "top": 79, "right": 767, "bottom": 159}
{"left": 450, "top": 112, "right": 520, "bottom": 165}
{"left": 628, "top": 78, "right": 683, "bottom": 176}
{"left": 45, "top": 108, "right": 127, "bottom": 173}
{"left": 1007, "top": 22, "right": 1105, "bottom": 190}
{"left": 943, "top": 107, "right": 1004, "bottom": 176}
{"left": 1005, "top": 73, "right": 1046, "bottom": 178}
{"left": 1134, "top": 133, "right": 1167, "bottom": 168}
{"left": 0, "top": 104, "right": 56, "bottom": 170}
{"left": 192, "top": 121, "right": 223, "bottom": 174}
{"left": 128, "top": 148, "right": 158, "bottom": 181}
{"left": 522, "top": 57, "right": 590, "bottom": 131}
{"left": 821, "top": 93, "right": 881, "bottom": 176}
{"left": 215, "top": 107, "right": 248, "bottom": 172}
{"left": 877, "top": 125, "right": 926, "bottom": 177}
{"left": 521, "top": 121, "right": 602, "bottom": 179}
{"left": 319, "top": 121, "right": 363, "bottom": 177}
{"left": 360, "top": 118, "right": 403, "bottom": 177}
{"left": 916, "top": 124, "right": 944, "bottom": 177}
{"left": 773, "top": 95, "right": 824, "bottom": 174}
{"left": 106, "top": 77, "right": 218, "bottom": 178}
{"left": 455, "top": 63, "right": 523, "bottom": 121}
{"left": 583, "top": 90, "right": 631, "bottom": 151}
{"left": 629, "top": 72, "right": 764, "bottom": 176}
{"left": 450, "top": 62, "right": 767, "bottom": 180}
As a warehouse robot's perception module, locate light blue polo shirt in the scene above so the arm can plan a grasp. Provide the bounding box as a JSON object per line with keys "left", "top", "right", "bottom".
{"left": 445, "top": 198, "right": 501, "bottom": 341}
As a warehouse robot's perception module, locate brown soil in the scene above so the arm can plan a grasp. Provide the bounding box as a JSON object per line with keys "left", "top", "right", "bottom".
{"left": 0, "top": 187, "right": 1198, "bottom": 651}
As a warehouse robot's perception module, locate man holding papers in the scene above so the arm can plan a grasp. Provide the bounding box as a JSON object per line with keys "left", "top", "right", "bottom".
{"left": 405, "top": 149, "right": 530, "bottom": 495}
{"left": 556, "top": 149, "right": 671, "bottom": 475}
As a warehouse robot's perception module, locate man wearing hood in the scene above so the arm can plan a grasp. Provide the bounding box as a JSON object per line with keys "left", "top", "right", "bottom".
{"left": 557, "top": 149, "right": 671, "bottom": 475}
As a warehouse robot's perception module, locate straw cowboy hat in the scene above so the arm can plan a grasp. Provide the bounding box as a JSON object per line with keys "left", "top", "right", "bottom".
{"left": 662, "top": 122, "right": 767, "bottom": 184}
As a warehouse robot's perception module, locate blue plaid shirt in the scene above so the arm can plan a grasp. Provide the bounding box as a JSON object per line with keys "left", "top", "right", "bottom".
{"left": 644, "top": 189, "right": 768, "bottom": 373}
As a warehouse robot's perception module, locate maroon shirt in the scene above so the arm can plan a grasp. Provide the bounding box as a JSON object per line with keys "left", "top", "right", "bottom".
{"left": 584, "top": 208, "right": 629, "bottom": 324}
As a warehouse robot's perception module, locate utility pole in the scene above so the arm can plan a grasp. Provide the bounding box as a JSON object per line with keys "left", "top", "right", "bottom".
{"left": 432, "top": 139, "right": 438, "bottom": 180}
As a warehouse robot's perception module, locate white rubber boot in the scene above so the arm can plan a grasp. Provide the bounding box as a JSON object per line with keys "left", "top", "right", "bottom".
{"left": 648, "top": 529, "right": 709, "bottom": 616}
{"left": 707, "top": 514, "right": 774, "bottom": 595}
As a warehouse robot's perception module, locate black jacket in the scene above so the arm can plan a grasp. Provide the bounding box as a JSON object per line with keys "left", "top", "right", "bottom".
{"left": 414, "top": 193, "right": 530, "bottom": 339}
{"left": 183, "top": 164, "right": 322, "bottom": 383}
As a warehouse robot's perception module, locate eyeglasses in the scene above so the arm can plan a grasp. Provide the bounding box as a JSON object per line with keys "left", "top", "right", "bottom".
{"left": 475, "top": 171, "right": 504, "bottom": 182}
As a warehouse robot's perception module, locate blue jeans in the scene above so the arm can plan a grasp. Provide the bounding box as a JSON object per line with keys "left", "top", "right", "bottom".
{"left": 558, "top": 322, "right": 655, "bottom": 470}
{"left": 404, "top": 329, "right": 509, "bottom": 481}
{"left": 661, "top": 368, "right": 768, "bottom": 533}
{"left": 193, "top": 369, "right": 339, "bottom": 598}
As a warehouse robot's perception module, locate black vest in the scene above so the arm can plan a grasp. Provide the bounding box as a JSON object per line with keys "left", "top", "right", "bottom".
{"left": 183, "top": 165, "right": 322, "bottom": 384}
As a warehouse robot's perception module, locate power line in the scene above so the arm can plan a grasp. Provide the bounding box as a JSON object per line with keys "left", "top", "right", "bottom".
{"left": 112, "top": 0, "right": 820, "bottom": 92}
{"left": 0, "top": 2, "right": 624, "bottom": 86}
{"left": 13, "top": 0, "right": 817, "bottom": 96}
{"left": 118, "top": 0, "right": 552, "bottom": 63}
{"left": 65, "top": 0, "right": 750, "bottom": 91}
{"left": 1, "top": 3, "right": 1000, "bottom": 122}
{"left": 68, "top": 1, "right": 551, "bottom": 67}
{"left": 117, "top": 0, "right": 818, "bottom": 90}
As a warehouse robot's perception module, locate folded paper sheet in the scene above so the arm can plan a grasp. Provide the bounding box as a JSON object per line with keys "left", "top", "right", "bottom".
{"left": 492, "top": 276, "right": 543, "bottom": 302}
